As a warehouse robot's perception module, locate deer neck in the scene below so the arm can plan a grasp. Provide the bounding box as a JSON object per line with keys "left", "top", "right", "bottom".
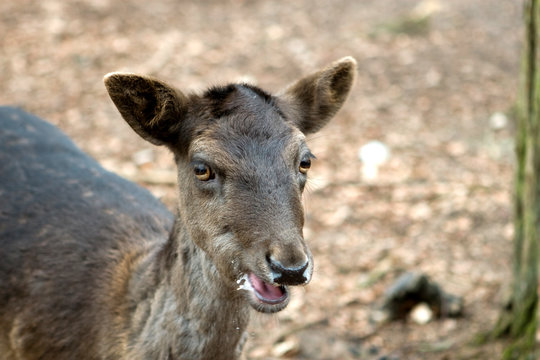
{"left": 123, "top": 219, "right": 250, "bottom": 360}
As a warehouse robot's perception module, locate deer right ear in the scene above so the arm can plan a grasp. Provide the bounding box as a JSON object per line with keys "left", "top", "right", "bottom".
{"left": 279, "top": 57, "right": 357, "bottom": 135}
{"left": 104, "top": 73, "right": 189, "bottom": 147}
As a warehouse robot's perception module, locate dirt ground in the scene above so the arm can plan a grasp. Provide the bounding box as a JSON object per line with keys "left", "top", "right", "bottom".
{"left": 0, "top": 0, "right": 526, "bottom": 359}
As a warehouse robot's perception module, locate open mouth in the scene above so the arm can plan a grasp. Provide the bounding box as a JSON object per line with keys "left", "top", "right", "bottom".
{"left": 248, "top": 273, "right": 288, "bottom": 304}
{"left": 237, "top": 273, "right": 289, "bottom": 312}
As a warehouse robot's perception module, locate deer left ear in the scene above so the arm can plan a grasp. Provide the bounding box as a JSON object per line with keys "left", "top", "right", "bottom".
{"left": 104, "top": 73, "right": 189, "bottom": 147}
{"left": 279, "top": 57, "right": 357, "bottom": 134}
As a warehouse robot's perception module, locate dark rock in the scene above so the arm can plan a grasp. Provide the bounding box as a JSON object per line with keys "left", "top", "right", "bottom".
{"left": 373, "top": 272, "right": 464, "bottom": 323}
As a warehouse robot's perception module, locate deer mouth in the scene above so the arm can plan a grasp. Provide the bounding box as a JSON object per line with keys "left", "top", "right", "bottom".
{"left": 237, "top": 273, "right": 289, "bottom": 313}
{"left": 248, "top": 273, "right": 288, "bottom": 304}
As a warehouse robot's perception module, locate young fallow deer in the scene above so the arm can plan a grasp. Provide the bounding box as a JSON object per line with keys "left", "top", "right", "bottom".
{"left": 0, "top": 57, "right": 356, "bottom": 359}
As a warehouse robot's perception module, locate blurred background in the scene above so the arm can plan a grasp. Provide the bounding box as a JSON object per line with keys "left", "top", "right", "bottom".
{"left": 0, "top": 0, "right": 523, "bottom": 358}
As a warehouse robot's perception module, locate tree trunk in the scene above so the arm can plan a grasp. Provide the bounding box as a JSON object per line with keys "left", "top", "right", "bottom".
{"left": 490, "top": 1, "right": 539, "bottom": 359}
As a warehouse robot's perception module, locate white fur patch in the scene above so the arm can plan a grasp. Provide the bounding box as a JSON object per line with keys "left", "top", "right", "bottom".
{"left": 236, "top": 274, "right": 253, "bottom": 292}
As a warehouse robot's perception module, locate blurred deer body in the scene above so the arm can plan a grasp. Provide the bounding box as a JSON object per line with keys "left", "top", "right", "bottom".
{"left": 0, "top": 57, "right": 356, "bottom": 359}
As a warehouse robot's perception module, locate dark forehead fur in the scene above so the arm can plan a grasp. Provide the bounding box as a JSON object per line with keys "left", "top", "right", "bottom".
{"left": 203, "top": 83, "right": 285, "bottom": 119}
{"left": 187, "top": 83, "right": 301, "bottom": 168}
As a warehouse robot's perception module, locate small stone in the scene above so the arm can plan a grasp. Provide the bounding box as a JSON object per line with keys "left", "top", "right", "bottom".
{"left": 489, "top": 112, "right": 508, "bottom": 130}
{"left": 410, "top": 302, "right": 433, "bottom": 324}
{"left": 358, "top": 141, "right": 390, "bottom": 165}
{"left": 271, "top": 338, "right": 300, "bottom": 358}
{"left": 358, "top": 141, "right": 390, "bottom": 181}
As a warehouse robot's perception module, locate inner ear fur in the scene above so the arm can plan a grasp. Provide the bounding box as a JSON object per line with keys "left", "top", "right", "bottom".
{"left": 279, "top": 56, "right": 357, "bottom": 134}
{"left": 104, "top": 73, "right": 189, "bottom": 147}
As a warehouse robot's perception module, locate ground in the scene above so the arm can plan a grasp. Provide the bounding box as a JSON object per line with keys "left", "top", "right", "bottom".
{"left": 0, "top": 0, "right": 526, "bottom": 359}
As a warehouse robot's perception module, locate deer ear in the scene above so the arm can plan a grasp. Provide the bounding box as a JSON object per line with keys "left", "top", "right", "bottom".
{"left": 104, "top": 73, "right": 189, "bottom": 146}
{"left": 279, "top": 57, "right": 357, "bottom": 134}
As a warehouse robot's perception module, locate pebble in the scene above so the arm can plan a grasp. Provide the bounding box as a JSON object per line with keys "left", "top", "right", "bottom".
{"left": 358, "top": 141, "right": 390, "bottom": 181}
{"left": 489, "top": 112, "right": 508, "bottom": 130}
{"left": 409, "top": 302, "right": 433, "bottom": 324}
{"left": 271, "top": 338, "right": 299, "bottom": 358}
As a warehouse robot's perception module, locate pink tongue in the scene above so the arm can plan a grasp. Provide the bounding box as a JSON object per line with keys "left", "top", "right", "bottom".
{"left": 248, "top": 273, "right": 284, "bottom": 300}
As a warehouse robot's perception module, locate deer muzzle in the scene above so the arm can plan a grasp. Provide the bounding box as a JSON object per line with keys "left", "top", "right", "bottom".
{"left": 267, "top": 255, "right": 310, "bottom": 285}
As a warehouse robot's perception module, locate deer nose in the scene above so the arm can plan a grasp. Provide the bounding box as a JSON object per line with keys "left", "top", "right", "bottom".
{"left": 267, "top": 255, "right": 310, "bottom": 286}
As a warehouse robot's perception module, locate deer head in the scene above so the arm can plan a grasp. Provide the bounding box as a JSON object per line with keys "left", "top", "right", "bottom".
{"left": 104, "top": 57, "right": 356, "bottom": 313}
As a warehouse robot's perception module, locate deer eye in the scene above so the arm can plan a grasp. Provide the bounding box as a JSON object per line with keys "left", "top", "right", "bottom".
{"left": 193, "top": 163, "right": 215, "bottom": 181}
{"left": 299, "top": 158, "right": 311, "bottom": 174}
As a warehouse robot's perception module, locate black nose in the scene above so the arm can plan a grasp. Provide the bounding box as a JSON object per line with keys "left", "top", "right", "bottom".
{"left": 267, "top": 256, "right": 309, "bottom": 285}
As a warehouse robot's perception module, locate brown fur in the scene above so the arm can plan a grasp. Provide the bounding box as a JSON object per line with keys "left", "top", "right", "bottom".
{"left": 0, "top": 57, "right": 356, "bottom": 359}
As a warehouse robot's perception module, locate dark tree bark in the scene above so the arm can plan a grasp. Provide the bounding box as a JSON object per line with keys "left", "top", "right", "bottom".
{"left": 490, "top": 1, "right": 539, "bottom": 359}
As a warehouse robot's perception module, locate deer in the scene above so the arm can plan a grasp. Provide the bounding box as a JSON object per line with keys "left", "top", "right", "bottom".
{"left": 0, "top": 57, "right": 356, "bottom": 360}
